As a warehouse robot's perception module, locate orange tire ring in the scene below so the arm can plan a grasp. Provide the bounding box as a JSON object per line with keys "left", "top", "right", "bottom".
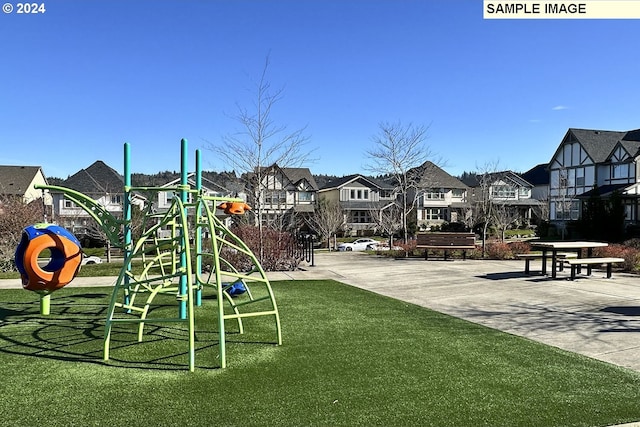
{"left": 14, "top": 224, "right": 82, "bottom": 293}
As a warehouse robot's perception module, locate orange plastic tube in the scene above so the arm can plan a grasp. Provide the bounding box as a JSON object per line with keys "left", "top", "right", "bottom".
{"left": 21, "top": 233, "right": 82, "bottom": 293}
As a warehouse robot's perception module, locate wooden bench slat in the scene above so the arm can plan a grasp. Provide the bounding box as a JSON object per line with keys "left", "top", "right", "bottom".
{"left": 415, "top": 233, "right": 475, "bottom": 260}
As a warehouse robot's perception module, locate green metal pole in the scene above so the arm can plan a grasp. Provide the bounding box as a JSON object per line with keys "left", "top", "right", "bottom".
{"left": 179, "top": 139, "right": 188, "bottom": 319}
{"left": 195, "top": 149, "right": 203, "bottom": 307}
{"left": 40, "top": 293, "right": 50, "bottom": 315}
{"left": 123, "top": 143, "right": 132, "bottom": 309}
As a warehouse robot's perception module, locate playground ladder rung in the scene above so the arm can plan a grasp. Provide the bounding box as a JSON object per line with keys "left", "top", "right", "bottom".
{"left": 107, "top": 317, "right": 189, "bottom": 324}
{"left": 224, "top": 309, "right": 278, "bottom": 320}
{"left": 230, "top": 295, "right": 273, "bottom": 308}
{"left": 113, "top": 303, "right": 145, "bottom": 313}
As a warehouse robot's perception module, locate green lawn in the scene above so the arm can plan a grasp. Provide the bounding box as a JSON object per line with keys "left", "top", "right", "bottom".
{"left": 1, "top": 280, "right": 640, "bottom": 426}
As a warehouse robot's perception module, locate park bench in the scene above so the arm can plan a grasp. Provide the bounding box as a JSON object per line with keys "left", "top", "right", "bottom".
{"left": 564, "top": 257, "right": 625, "bottom": 280}
{"left": 416, "top": 232, "right": 476, "bottom": 260}
{"left": 516, "top": 252, "right": 577, "bottom": 275}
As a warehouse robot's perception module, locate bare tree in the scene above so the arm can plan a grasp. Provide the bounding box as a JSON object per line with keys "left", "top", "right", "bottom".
{"left": 369, "top": 202, "right": 403, "bottom": 247}
{"left": 205, "top": 55, "right": 313, "bottom": 260}
{"left": 365, "top": 121, "right": 432, "bottom": 243}
{"left": 469, "top": 160, "right": 501, "bottom": 256}
{"left": 492, "top": 203, "right": 520, "bottom": 242}
{"left": 0, "top": 195, "right": 44, "bottom": 271}
{"left": 307, "top": 197, "right": 345, "bottom": 250}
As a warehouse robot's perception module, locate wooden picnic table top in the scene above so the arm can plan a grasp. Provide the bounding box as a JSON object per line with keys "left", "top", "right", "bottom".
{"left": 530, "top": 241, "right": 609, "bottom": 250}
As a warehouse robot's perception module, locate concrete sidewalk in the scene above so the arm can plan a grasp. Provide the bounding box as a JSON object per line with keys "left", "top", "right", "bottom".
{"left": 4, "top": 251, "right": 640, "bottom": 372}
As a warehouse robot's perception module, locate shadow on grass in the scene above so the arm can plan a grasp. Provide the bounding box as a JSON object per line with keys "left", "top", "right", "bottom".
{"left": 0, "top": 291, "right": 274, "bottom": 371}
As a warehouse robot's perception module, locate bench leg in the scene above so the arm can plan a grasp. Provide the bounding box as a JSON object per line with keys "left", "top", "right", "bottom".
{"left": 524, "top": 259, "right": 531, "bottom": 275}
{"left": 462, "top": 250, "right": 467, "bottom": 261}
{"left": 607, "top": 263, "right": 612, "bottom": 278}
{"left": 571, "top": 265, "right": 577, "bottom": 280}
{"left": 444, "top": 250, "right": 449, "bottom": 261}
{"left": 424, "top": 250, "right": 428, "bottom": 261}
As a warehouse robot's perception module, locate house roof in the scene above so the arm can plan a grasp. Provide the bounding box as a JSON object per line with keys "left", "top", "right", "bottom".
{"left": 319, "top": 174, "right": 393, "bottom": 191}
{"left": 463, "top": 170, "right": 533, "bottom": 189}
{"left": 282, "top": 167, "right": 319, "bottom": 190}
{"left": 520, "top": 163, "right": 549, "bottom": 186}
{"left": 559, "top": 128, "right": 640, "bottom": 163}
{"left": 411, "top": 161, "right": 468, "bottom": 189}
{"left": 0, "top": 165, "right": 45, "bottom": 196}
{"left": 161, "top": 172, "right": 231, "bottom": 194}
{"left": 60, "top": 161, "right": 124, "bottom": 194}
{"left": 577, "top": 183, "right": 634, "bottom": 198}
{"left": 249, "top": 164, "right": 319, "bottom": 191}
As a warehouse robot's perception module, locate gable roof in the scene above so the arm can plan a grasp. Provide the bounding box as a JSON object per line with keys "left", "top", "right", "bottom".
{"left": 412, "top": 161, "right": 468, "bottom": 189}
{"left": 281, "top": 167, "right": 319, "bottom": 190}
{"left": 558, "top": 128, "right": 640, "bottom": 164}
{"left": 248, "top": 164, "right": 319, "bottom": 191}
{"left": 319, "top": 174, "right": 394, "bottom": 191}
{"left": 521, "top": 163, "right": 549, "bottom": 186}
{"left": 0, "top": 165, "right": 46, "bottom": 196}
{"left": 61, "top": 161, "right": 124, "bottom": 194}
{"left": 462, "top": 170, "right": 532, "bottom": 188}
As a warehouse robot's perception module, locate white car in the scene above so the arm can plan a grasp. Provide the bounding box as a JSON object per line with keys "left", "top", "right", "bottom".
{"left": 337, "top": 238, "right": 380, "bottom": 251}
{"left": 81, "top": 255, "right": 103, "bottom": 265}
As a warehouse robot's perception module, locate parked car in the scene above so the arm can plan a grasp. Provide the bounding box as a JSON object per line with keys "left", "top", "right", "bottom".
{"left": 81, "top": 254, "right": 103, "bottom": 265}
{"left": 337, "top": 238, "right": 380, "bottom": 251}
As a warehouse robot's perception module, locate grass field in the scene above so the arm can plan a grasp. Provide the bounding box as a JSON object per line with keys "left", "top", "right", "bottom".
{"left": 1, "top": 280, "right": 640, "bottom": 426}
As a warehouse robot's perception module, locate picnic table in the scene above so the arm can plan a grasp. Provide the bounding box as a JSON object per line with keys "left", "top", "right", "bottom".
{"left": 529, "top": 241, "right": 610, "bottom": 279}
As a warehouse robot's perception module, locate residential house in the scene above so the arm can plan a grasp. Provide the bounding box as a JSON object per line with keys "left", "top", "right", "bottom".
{"left": 463, "top": 170, "right": 542, "bottom": 228}
{"left": 48, "top": 160, "right": 145, "bottom": 244}
{"left": 548, "top": 128, "right": 640, "bottom": 224}
{"left": 0, "top": 165, "right": 52, "bottom": 206}
{"left": 318, "top": 174, "right": 396, "bottom": 236}
{"left": 521, "top": 163, "right": 550, "bottom": 222}
{"left": 156, "top": 172, "right": 238, "bottom": 212}
{"left": 411, "top": 161, "right": 469, "bottom": 230}
{"left": 247, "top": 164, "right": 318, "bottom": 229}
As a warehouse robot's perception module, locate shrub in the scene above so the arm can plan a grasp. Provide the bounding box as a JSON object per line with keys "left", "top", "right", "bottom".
{"left": 485, "top": 242, "right": 515, "bottom": 260}
{"left": 593, "top": 244, "right": 640, "bottom": 272}
{"left": 507, "top": 241, "right": 531, "bottom": 255}
{"left": 204, "top": 226, "right": 300, "bottom": 272}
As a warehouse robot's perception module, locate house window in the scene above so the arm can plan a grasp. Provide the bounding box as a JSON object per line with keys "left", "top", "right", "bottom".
{"left": 63, "top": 198, "right": 75, "bottom": 208}
{"left": 351, "top": 211, "right": 371, "bottom": 223}
{"left": 554, "top": 200, "right": 580, "bottom": 220}
{"left": 452, "top": 189, "right": 464, "bottom": 198}
{"left": 424, "top": 189, "right": 444, "bottom": 200}
{"left": 265, "top": 191, "right": 287, "bottom": 204}
{"left": 612, "top": 163, "right": 629, "bottom": 180}
{"left": 425, "top": 208, "right": 443, "bottom": 220}
{"left": 110, "top": 195, "right": 122, "bottom": 204}
{"left": 298, "top": 192, "right": 312, "bottom": 202}
{"left": 491, "top": 185, "right": 516, "bottom": 198}
{"left": 349, "top": 189, "right": 369, "bottom": 200}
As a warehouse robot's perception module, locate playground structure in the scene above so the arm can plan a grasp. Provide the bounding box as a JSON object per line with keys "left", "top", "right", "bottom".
{"left": 22, "top": 139, "right": 281, "bottom": 371}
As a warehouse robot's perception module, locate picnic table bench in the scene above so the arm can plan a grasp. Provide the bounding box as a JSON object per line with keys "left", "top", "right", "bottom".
{"left": 564, "top": 257, "right": 625, "bottom": 280}
{"left": 416, "top": 232, "right": 476, "bottom": 260}
{"left": 517, "top": 252, "right": 577, "bottom": 275}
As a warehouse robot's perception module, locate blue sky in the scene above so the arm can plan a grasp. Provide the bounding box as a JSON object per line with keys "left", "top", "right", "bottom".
{"left": 1, "top": 0, "right": 639, "bottom": 179}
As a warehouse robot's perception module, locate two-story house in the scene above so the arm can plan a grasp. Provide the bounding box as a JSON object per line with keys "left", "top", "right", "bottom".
{"left": 318, "top": 174, "right": 396, "bottom": 236}
{"left": 548, "top": 128, "right": 640, "bottom": 225}
{"left": 411, "top": 161, "right": 469, "bottom": 230}
{"left": 48, "top": 160, "right": 145, "bottom": 245}
{"left": 0, "top": 165, "right": 52, "bottom": 206}
{"left": 463, "top": 170, "right": 542, "bottom": 229}
{"left": 246, "top": 164, "right": 318, "bottom": 229}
